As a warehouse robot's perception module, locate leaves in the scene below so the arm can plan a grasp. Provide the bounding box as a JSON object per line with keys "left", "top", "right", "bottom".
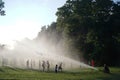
{"left": 0, "top": 1, "right": 5, "bottom": 16}
{"left": 37, "top": 0, "right": 120, "bottom": 66}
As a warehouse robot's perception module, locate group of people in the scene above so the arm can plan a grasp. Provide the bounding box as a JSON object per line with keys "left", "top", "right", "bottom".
{"left": 26, "top": 60, "right": 36, "bottom": 69}
{"left": 42, "top": 61, "right": 63, "bottom": 73}
{"left": 26, "top": 60, "right": 63, "bottom": 73}
{"left": 42, "top": 60, "right": 50, "bottom": 71}
{"left": 26, "top": 60, "right": 50, "bottom": 71}
{"left": 55, "top": 62, "right": 63, "bottom": 73}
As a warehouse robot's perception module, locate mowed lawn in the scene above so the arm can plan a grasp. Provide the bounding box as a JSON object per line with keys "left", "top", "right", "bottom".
{"left": 0, "top": 67, "right": 120, "bottom": 80}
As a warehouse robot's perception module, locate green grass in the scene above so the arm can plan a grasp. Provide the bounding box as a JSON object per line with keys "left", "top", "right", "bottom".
{"left": 0, "top": 67, "right": 120, "bottom": 80}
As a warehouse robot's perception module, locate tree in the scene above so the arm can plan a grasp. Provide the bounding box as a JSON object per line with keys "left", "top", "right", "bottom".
{"left": 56, "top": 0, "right": 120, "bottom": 66}
{"left": 0, "top": 0, "right": 5, "bottom": 16}
{"left": 36, "top": 0, "right": 120, "bottom": 66}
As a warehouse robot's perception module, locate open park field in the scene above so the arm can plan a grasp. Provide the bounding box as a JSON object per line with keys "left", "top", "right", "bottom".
{"left": 0, "top": 67, "right": 120, "bottom": 80}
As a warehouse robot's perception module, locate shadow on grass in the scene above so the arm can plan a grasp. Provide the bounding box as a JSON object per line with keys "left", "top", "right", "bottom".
{"left": 0, "top": 68, "right": 5, "bottom": 72}
{"left": 97, "top": 73, "right": 120, "bottom": 80}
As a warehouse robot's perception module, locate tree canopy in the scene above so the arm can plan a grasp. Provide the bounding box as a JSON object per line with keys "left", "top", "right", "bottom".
{"left": 0, "top": 0, "right": 5, "bottom": 16}
{"left": 37, "top": 0, "right": 120, "bottom": 66}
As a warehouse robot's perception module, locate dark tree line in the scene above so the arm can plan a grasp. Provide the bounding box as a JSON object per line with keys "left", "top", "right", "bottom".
{"left": 38, "top": 0, "right": 120, "bottom": 66}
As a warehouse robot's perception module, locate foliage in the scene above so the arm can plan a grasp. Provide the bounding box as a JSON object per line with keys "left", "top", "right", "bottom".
{"left": 37, "top": 0, "right": 120, "bottom": 66}
{"left": 0, "top": 1, "right": 5, "bottom": 16}
{"left": 55, "top": 0, "right": 120, "bottom": 66}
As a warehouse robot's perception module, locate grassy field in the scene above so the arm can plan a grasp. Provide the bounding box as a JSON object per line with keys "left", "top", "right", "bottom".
{"left": 0, "top": 67, "right": 120, "bottom": 80}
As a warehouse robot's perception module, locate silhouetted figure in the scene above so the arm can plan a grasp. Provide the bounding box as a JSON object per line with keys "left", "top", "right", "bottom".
{"left": 55, "top": 64, "right": 58, "bottom": 73}
{"left": 42, "top": 61, "right": 45, "bottom": 71}
{"left": 103, "top": 64, "right": 110, "bottom": 73}
{"left": 58, "top": 62, "right": 62, "bottom": 72}
{"left": 26, "top": 60, "right": 29, "bottom": 69}
{"left": 46, "top": 61, "right": 50, "bottom": 71}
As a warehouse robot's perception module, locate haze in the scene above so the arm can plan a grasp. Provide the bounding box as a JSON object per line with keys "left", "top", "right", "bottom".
{"left": 0, "top": 0, "right": 66, "bottom": 46}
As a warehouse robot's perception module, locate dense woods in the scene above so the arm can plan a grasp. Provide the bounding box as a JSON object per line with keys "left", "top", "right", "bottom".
{"left": 37, "top": 0, "right": 120, "bottom": 66}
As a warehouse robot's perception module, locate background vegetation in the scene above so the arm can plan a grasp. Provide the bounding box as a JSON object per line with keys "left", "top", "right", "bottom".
{"left": 1, "top": 0, "right": 120, "bottom": 67}
{"left": 38, "top": 0, "right": 120, "bottom": 66}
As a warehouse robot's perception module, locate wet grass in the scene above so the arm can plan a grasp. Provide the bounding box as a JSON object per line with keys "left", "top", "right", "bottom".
{"left": 0, "top": 67, "right": 119, "bottom": 80}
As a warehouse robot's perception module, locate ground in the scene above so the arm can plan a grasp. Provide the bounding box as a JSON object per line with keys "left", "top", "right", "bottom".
{"left": 0, "top": 67, "right": 120, "bottom": 80}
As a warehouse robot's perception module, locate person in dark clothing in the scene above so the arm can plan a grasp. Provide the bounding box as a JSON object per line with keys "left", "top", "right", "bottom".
{"left": 103, "top": 64, "right": 110, "bottom": 73}
{"left": 55, "top": 64, "right": 58, "bottom": 73}
{"left": 42, "top": 61, "right": 45, "bottom": 72}
{"left": 47, "top": 61, "right": 50, "bottom": 71}
{"left": 26, "top": 60, "right": 29, "bottom": 69}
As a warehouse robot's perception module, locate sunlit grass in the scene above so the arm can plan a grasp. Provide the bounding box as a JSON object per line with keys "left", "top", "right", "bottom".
{"left": 0, "top": 67, "right": 119, "bottom": 80}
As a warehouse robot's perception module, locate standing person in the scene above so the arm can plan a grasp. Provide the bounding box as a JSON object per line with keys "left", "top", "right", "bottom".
{"left": 91, "top": 59, "right": 95, "bottom": 67}
{"left": 26, "top": 60, "right": 29, "bottom": 69}
{"left": 58, "top": 62, "right": 62, "bottom": 72}
{"left": 103, "top": 64, "right": 110, "bottom": 73}
{"left": 55, "top": 64, "right": 58, "bottom": 73}
{"left": 42, "top": 61, "right": 45, "bottom": 72}
{"left": 46, "top": 61, "right": 50, "bottom": 71}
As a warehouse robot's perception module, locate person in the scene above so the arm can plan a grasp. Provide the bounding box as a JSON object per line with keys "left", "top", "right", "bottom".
{"left": 42, "top": 61, "right": 45, "bottom": 71}
{"left": 55, "top": 64, "right": 58, "bottom": 73}
{"left": 46, "top": 61, "right": 50, "bottom": 71}
{"left": 58, "top": 62, "right": 62, "bottom": 72}
{"left": 103, "top": 64, "right": 110, "bottom": 73}
{"left": 26, "top": 60, "right": 29, "bottom": 69}
{"left": 91, "top": 59, "right": 95, "bottom": 67}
